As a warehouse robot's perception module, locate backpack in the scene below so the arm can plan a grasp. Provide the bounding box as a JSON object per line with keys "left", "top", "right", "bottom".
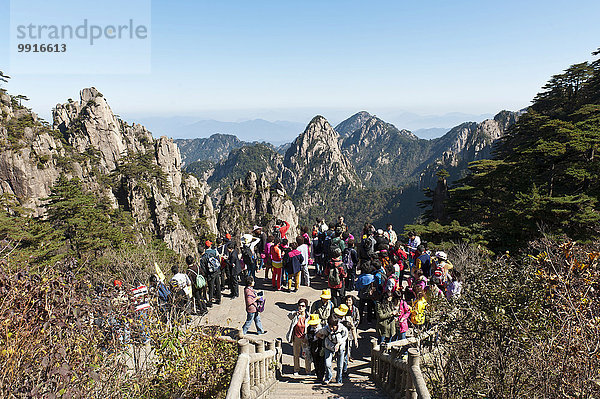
{"left": 206, "top": 255, "right": 221, "bottom": 274}
{"left": 156, "top": 282, "right": 171, "bottom": 302}
{"left": 328, "top": 262, "right": 342, "bottom": 286}
{"left": 195, "top": 273, "right": 207, "bottom": 289}
{"left": 374, "top": 270, "right": 386, "bottom": 292}
{"left": 241, "top": 245, "right": 255, "bottom": 267}
{"left": 360, "top": 237, "right": 375, "bottom": 259}
{"left": 256, "top": 296, "right": 266, "bottom": 312}
{"left": 342, "top": 248, "right": 355, "bottom": 270}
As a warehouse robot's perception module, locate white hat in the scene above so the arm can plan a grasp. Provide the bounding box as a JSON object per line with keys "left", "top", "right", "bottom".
{"left": 253, "top": 225, "right": 262, "bottom": 231}
{"left": 377, "top": 229, "right": 384, "bottom": 236}
{"left": 435, "top": 251, "right": 448, "bottom": 261}
{"left": 242, "top": 234, "right": 254, "bottom": 244}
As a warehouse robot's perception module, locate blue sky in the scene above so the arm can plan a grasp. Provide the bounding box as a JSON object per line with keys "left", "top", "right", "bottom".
{"left": 1, "top": 0, "right": 599, "bottom": 128}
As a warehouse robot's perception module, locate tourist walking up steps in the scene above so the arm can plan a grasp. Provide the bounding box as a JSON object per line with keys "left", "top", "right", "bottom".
{"left": 311, "top": 289, "right": 334, "bottom": 321}
{"left": 242, "top": 276, "right": 267, "bottom": 335}
{"left": 318, "top": 316, "right": 348, "bottom": 385}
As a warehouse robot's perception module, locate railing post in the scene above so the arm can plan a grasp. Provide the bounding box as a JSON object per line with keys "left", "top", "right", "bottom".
{"left": 255, "top": 340, "right": 265, "bottom": 391}
{"left": 239, "top": 338, "right": 250, "bottom": 355}
{"left": 389, "top": 347, "right": 400, "bottom": 392}
{"left": 275, "top": 338, "right": 283, "bottom": 378}
{"left": 371, "top": 338, "right": 380, "bottom": 384}
{"left": 406, "top": 348, "right": 419, "bottom": 399}
{"left": 267, "top": 340, "right": 276, "bottom": 382}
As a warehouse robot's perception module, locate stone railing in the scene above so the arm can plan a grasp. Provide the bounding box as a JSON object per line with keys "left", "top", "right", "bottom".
{"left": 225, "top": 335, "right": 282, "bottom": 399}
{"left": 371, "top": 329, "right": 439, "bottom": 399}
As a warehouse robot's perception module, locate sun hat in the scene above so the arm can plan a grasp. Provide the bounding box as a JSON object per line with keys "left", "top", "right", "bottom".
{"left": 320, "top": 289, "right": 332, "bottom": 299}
{"left": 225, "top": 233, "right": 231, "bottom": 240}
{"left": 435, "top": 251, "right": 448, "bottom": 261}
{"left": 334, "top": 304, "right": 349, "bottom": 317}
{"left": 253, "top": 225, "right": 262, "bottom": 231}
{"left": 307, "top": 314, "right": 321, "bottom": 326}
{"left": 205, "top": 240, "right": 213, "bottom": 247}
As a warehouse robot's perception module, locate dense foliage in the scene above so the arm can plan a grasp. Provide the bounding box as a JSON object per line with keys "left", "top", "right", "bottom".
{"left": 0, "top": 259, "right": 236, "bottom": 399}
{"left": 419, "top": 50, "right": 600, "bottom": 251}
{"left": 425, "top": 239, "right": 600, "bottom": 398}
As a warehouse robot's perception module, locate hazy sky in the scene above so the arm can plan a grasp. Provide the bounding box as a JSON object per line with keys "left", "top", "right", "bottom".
{"left": 1, "top": 0, "right": 599, "bottom": 125}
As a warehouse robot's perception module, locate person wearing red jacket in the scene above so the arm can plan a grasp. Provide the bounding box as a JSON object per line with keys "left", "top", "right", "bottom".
{"left": 274, "top": 219, "right": 290, "bottom": 240}
{"left": 325, "top": 247, "right": 347, "bottom": 307}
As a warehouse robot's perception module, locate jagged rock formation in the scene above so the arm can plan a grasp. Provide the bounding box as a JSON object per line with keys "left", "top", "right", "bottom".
{"left": 175, "top": 134, "right": 248, "bottom": 165}
{"left": 419, "top": 110, "right": 521, "bottom": 187}
{"left": 341, "top": 116, "right": 424, "bottom": 187}
{"left": 282, "top": 116, "right": 362, "bottom": 218}
{"left": 217, "top": 171, "right": 298, "bottom": 240}
{"left": 0, "top": 87, "right": 217, "bottom": 255}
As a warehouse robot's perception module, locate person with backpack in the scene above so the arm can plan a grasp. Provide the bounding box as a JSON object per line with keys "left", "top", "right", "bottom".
{"left": 415, "top": 245, "right": 432, "bottom": 277}
{"left": 204, "top": 240, "right": 222, "bottom": 306}
{"left": 241, "top": 234, "right": 260, "bottom": 280}
{"left": 270, "top": 238, "right": 283, "bottom": 290}
{"left": 170, "top": 265, "right": 193, "bottom": 319}
{"left": 286, "top": 241, "right": 304, "bottom": 292}
{"left": 357, "top": 276, "right": 376, "bottom": 325}
{"left": 242, "top": 276, "right": 267, "bottom": 335}
{"left": 185, "top": 255, "right": 207, "bottom": 316}
{"left": 330, "top": 230, "right": 346, "bottom": 258}
{"left": 225, "top": 240, "right": 243, "bottom": 298}
{"left": 372, "top": 259, "right": 387, "bottom": 294}
{"left": 297, "top": 236, "right": 311, "bottom": 287}
{"left": 317, "top": 315, "right": 348, "bottom": 385}
{"left": 215, "top": 237, "right": 229, "bottom": 291}
{"left": 340, "top": 296, "right": 360, "bottom": 363}
{"left": 325, "top": 247, "right": 347, "bottom": 307}
{"left": 149, "top": 274, "right": 171, "bottom": 321}
{"left": 358, "top": 230, "right": 376, "bottom": 270}
{"left": 252, "top": 225, "right": 267, "bottom": 271}
{"left": 342, "top": 239, "right": 358, "bottom": 292}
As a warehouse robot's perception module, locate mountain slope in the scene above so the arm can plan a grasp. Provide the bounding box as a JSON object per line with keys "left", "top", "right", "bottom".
{"left": 283, "top": 115, "right": 362, "bottom": 220}
{"left": 175, "top": 134, "right": 247, "bottom": 165}
{"left": 0, "top": 87, "right": 218, "bottom": 256}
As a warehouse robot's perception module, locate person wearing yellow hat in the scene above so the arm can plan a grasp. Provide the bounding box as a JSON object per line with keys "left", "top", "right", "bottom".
{"left": 310, "top": 289, "right": 334, "bottom": 322}
{"left": 306, "top": 313, "right": 325, "bottom": 381}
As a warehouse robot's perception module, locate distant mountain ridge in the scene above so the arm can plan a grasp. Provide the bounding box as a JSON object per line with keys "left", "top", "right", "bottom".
{"left": 182, "top": 109, "right": 520, "bottom": 230}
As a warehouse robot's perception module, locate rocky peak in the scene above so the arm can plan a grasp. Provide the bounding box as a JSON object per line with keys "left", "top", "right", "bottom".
{"left": 334, "top": 111, "right": 373, "bottom": 137}
{"left": 217, "top": 171, "right": 298, "bottom": 240}
{"left": 282, "top": 115, "right": 362, "bottom": 220}
{"left": 53, "top": 87, "right": 153, "bottom": 172}
{"left": 344, "top": 116, "right": 416, "bottom": 149}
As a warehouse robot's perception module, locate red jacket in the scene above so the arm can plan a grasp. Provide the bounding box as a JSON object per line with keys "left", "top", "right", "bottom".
{"left": 277, "top": 221, "right": 290, "bottom": 240}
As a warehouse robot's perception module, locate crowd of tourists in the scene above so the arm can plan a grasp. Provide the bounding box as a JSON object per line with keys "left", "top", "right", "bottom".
{"left": 102, "top": 217, "right": 463, "bottom": 386}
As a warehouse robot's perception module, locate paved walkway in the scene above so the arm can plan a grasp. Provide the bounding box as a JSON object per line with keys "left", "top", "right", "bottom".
{"left": 200, "top": 267, "right": 386, "bottom": 398}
